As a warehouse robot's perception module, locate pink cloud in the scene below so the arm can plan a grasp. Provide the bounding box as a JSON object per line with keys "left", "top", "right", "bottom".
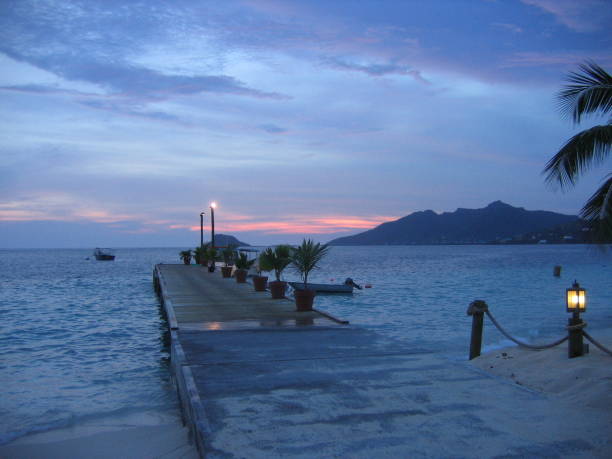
{"left": 1, "top": 195, "right": 395, "bottom": 237}
{"left": 0, "top": 195, "right": 143, "bottom": 224}
{"left": 209, "top": 214, "right": 397, "bottom": 235}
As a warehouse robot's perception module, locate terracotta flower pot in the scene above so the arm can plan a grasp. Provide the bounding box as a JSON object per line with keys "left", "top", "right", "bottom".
{"left": 235, "top": 269, "right": 248, "bottom": 283}
{"left": 221, "top": 266, "right": 233, "bottom": 278}
{"left": 294, "top": 289, "right": 316, "bottom": 311}
{"left": 268, "top": 281, "right": 287, "bottom": 299}
{"left": 252, "top": 275, "right": 268, "bottom": 292}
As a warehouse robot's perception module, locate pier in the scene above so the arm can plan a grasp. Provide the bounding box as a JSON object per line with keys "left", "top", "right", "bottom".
{"left": 154, "top": 264, "right": 610, "bottom": 458}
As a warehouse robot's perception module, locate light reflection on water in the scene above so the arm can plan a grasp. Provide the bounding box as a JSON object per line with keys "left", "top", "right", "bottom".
{"left": 0, "top": 245, "right": 610, "bottom": 444}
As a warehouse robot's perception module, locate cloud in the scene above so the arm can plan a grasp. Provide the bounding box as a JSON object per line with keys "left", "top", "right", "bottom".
{"left": 79, "top": 99, "right": 182, "bottom": 122}
{"left": 521, "top": 0, "right": 611, "bottom": 33}
{"left": 501, "top": 52, "right": 612, "bottom": 68}
{"left": 323, "top": 57, "right": 431, "bottom": 84}
{"left": 491, "top": 23, "right": 523, "bottom": 34}
{"left": 209, "top": 214, "right": 397, "bottom": 235}
{"left": 0, "top": 191, "right": 397, "bottom": 237}
{"left": 0, "top": 192, "right": 138, "bottom": 223}
{"left": 258, "top": 123, "right": 287, "bottom": 134}
{"left": 1, "top": 51, "right": 289, "bottom": 100}
{"left": 0, "top": 1, "right": 290, "bottom": 103}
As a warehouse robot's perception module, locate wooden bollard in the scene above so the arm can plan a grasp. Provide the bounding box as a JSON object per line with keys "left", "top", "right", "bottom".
{"left": 567, "top": 314, "right": 586, "bottom": 358}
{"left": 553, "top": 265, "right": 562, "bottom": 277}
{"left": 467, "top": 300, "right": 489, "bottom": 360}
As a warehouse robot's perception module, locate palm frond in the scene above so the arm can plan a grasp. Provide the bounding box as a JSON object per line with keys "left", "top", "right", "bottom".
{"left": 580, "top": 174, "right": 612, "bottom": 243}
{"left": 291, "top": 239, "right": 330, "bottom": 286}
{"left": 543, "top": 124, "right": 612, "bottom": 189}
{"left": 558, "top": 61, "right": 612, "bottom": 123}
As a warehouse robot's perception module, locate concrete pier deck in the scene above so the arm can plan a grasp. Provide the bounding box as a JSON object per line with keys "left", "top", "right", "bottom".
{"left": 155, "top": 264, "right": 611, "bottom": 458}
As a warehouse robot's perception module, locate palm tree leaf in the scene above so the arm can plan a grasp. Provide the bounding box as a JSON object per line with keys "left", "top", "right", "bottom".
{"left": 291, "top": 239, "right": 329, "bottom": 285}
{"left": 543, "top": 124, "right": 612, "bottom": 188}
{"left": 580, "top": 174, "right": 612, "bottom": 243}
{"left": 558, "top": 61, "right": 612, "bottom": 123}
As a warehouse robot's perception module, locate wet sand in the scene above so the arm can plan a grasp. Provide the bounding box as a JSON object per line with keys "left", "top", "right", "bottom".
{"left": 0, "top": 410, "right": 198, "bottom": 459}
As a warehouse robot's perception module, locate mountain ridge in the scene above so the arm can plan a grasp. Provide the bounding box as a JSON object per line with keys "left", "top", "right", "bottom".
{"left": 329, "top": 201, "right": 581, "bottom": 245}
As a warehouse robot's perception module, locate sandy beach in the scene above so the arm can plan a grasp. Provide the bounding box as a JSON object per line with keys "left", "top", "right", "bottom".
{"left": 0, "top": 410, "right": 198, "bottom": 459}
{"left": 471, "top": 327, "right": 612, "bottom": 412}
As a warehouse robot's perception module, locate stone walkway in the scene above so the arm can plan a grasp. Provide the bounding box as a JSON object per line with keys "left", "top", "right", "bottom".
{"left": 156, "top": 264, "right": 611, "bottom": 458}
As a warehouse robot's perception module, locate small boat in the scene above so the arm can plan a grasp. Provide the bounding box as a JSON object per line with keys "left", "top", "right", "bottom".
{"left": 93, "top": 248, "right": 115, "bottom": 261}
{"left": 289, "top": 278, "right": 361, "bottom": 294}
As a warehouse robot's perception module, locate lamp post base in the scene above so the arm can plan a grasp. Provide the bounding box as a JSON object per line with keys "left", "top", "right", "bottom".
{"left": 568, "top": 314, "right": 585, "bottom": 358}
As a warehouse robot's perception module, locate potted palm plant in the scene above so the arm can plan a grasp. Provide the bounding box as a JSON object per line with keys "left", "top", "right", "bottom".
{"left": 193, "top": 243, "right": 210, "bottom": 266}
{"left": 261, "top": 245, "right": 292, "bottom": 299}
{"left": 206, "top": 246, "right": 218, "bottom": 272}
{"left": 290, "top": 239, "right": 329, "bottom": 311}
{"left": 234, "top": 252, "right": 255, "bottom": 283}
{"left": 179, "top": 250, "right": 192, "bottom": 265}
{"left": 252, "top": 251, "right": 273, "bottom": 292}
{"left": 221, "top": 246, "right": 236, "bottom": 278}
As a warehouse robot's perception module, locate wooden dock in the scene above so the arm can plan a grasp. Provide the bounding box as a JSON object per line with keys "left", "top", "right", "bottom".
{"left": 154, "top": 264, "right": 611, "bottom": 458}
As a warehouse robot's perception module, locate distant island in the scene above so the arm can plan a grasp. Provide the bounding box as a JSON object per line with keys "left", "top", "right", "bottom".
{"left": 329, "top": 201, "right": 591, "bottom": 245}
{"left": 210, "top": 234, "right": 250, "bottom": 247}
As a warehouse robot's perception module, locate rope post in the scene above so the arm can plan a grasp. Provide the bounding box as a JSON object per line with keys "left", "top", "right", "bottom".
{"left": 467, "top": 300, "right": 488, "bottom": 360}
{"left": 568, "top": 313, "right": 586, "bottom": 358}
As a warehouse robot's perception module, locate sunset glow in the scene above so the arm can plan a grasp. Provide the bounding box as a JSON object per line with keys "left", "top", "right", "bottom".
{"left": 182, "top": 214, "right": 397, "bottom": 235}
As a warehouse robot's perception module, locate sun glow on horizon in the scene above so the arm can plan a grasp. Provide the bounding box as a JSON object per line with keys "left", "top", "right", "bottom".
{"left": 181, "top": 214, "right": 397, "bottom": 235}
{"left": 0, "top": 197, "right": 397, "bottom": 235}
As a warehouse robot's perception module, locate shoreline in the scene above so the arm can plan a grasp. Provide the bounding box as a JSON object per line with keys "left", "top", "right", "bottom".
{"left": 0, "top": 409, "right": 198, "bottom": 459}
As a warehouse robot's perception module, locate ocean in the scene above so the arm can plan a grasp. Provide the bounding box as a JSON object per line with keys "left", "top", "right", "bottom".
{"left": 1, "top": 245, "right": 610, "bottom": 445}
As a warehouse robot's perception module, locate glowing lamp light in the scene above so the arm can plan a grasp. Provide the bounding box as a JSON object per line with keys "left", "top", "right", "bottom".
{"left": 210, "top": 201, "right": 217, "bottom": 209}
{"left": 566, "top": 281, "right": 586, "bottom": 313}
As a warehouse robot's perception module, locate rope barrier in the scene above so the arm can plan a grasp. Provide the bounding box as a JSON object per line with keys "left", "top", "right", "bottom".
{"left": 484, "top": 310, "right": 568, "bottom": 350}
{"left": 468, "top": 300, "right": 612, "bottom": 358}
{"left": 583, "top": 331, "right": 612, "bottom": 356}
{"left": 566, "top": 322, "right": 587, "bottom": 331}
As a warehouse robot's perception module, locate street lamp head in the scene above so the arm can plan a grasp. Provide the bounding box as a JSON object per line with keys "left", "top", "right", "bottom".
{"left": 210, "top": 202, "right": 217, "bottom": 209}
{"left": 566, "top": 280, "right": 586, "bottom": 313}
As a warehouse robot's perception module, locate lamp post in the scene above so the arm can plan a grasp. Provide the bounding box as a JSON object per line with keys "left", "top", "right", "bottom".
{"left": 199, "top": 212, "right": 205, "bottom": 247}
{"left": 210, "top": 202, "right": 217, "bottom": 249}
{"left": 566, "top": 280, "right": 587, "bottom": 358}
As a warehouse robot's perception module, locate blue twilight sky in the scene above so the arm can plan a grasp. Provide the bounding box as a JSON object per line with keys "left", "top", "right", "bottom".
{"left": 1, "top": 0, "right": 611, "bottom": 248}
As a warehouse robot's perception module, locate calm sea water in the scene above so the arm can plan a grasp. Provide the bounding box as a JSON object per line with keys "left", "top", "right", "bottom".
{"left": 1, "top": 245, "right": 610, "bottom": 444}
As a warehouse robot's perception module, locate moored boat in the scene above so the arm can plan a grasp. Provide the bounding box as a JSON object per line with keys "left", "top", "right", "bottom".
{"left": 289, "top": 281, "right": 355, "bottom": 294}
{"left": 93, "top": 248, "right": 115, "bottom": 261}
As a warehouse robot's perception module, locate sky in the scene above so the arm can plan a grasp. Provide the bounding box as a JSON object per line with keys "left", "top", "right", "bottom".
{"left": 1, "top": 0, "right": 611, "bottom": 248}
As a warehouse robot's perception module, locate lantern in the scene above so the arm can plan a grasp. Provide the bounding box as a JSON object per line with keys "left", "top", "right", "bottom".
{"left": 566, "top": 281, "right": 586, "bottom": 313}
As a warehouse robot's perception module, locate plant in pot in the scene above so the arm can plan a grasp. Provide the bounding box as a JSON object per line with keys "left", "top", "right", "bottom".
{"left": 290, "top": 239, "right": 329, "bottom": 311}
{"left": 261, "top": 245, "right": 292, "bottom": 299}
{"left": 234, "top": 252, "right": 255, "bottom": 283}
{"left": 252, "top": 251, "right": 273, "bottom": 292}
{"left": 221, "top": 245, "right": 237, "bottom": 278}
{"left": 193, "top": 243, "right": 210, "bottom": 266}
{"left": 179, "top": 249, "right": 193, "bottom": 265}
{"left": 206, "top": 246, "right": 218, "bottom": 272}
